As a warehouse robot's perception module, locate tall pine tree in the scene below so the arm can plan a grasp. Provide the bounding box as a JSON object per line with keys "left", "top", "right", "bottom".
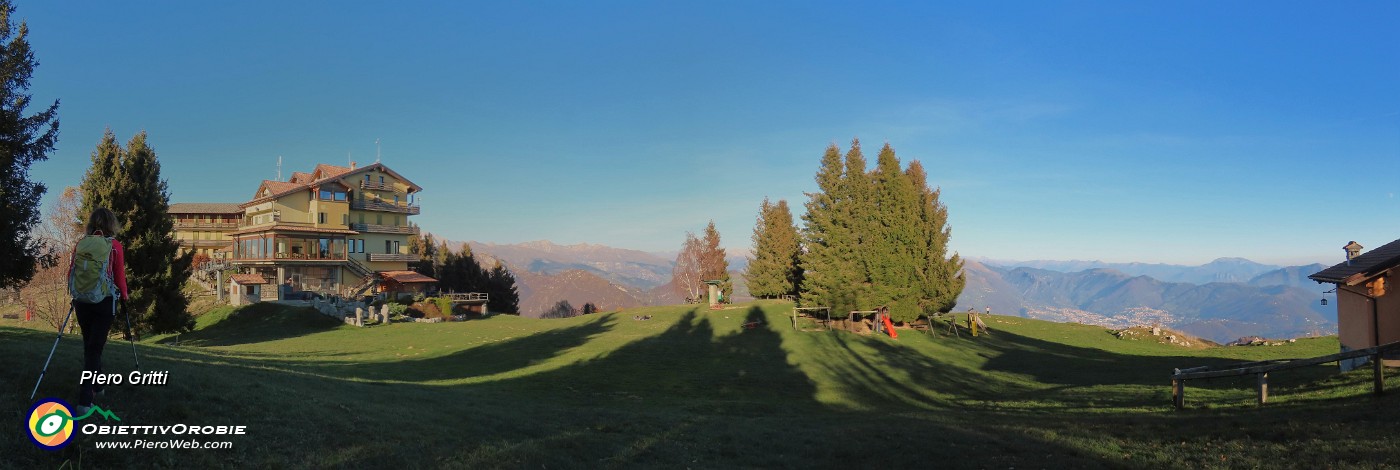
{"left": 0, "top": 0, "right": 60, "bottom": 288}
{"left": 80, "top": 131, "right": 193, "bottom": 333}
{"left": 746, "top": 198, "right": 802, "bottom": 299}
{"left": 799, "top": 143, "right": 849, "bottom": 311}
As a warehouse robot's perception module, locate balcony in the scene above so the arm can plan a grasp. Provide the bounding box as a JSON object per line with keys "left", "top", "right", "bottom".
{"left": 350, "top": 200, "right": 420, "bottom": 215}
{"left": 174, "top": 221, "right": 240, "bottom": 230}
{"left": 367, "top": 253, "right": 417, "bottom": 262}
{"left": 349, "top": 223, "right": 420, "bottom": 235}
{"left": 359, "top": 180, "right": 399, "bottom": 192}
{"left": 179, "top": 239, "right": 233, "bottom": 248}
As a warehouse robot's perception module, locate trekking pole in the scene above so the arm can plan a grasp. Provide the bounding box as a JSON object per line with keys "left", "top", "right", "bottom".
{"left": 31, "top": 303, "right": 77, "bottom": 401}
{"left": 121, "top": 299, "right": 139, "bottom": 370}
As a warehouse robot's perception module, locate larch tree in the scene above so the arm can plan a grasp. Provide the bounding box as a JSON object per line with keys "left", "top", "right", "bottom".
{"left": 699, "top": 220, "right": 731, "bottom": 302}
{"left": 0, "top": 0, "right": 60, "bottom": 288}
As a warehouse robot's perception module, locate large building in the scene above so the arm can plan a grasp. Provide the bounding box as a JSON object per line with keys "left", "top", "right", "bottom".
{"left": 226, "top": 162, "right": 432, "bottom": 298}
{"left": 1310, "top": 239, "right": 1400, "bottom": 371}
{"left": 170, "top": 203, "right": 244, "bottom": 259}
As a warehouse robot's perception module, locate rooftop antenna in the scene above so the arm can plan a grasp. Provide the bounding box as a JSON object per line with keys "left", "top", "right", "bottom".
{"left": 375, "top": 138, "right": 381, "bottom": 163}
{"left": 277, "top": 155, "right": 283, "bottom": 181}
{"left": 347, "top": 150, "right": 352, "bottom": 167}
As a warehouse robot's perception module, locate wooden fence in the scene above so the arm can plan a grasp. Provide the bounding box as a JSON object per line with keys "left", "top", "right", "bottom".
{"left": 1171, "top": 340, "right": 1400, "bottom": 410}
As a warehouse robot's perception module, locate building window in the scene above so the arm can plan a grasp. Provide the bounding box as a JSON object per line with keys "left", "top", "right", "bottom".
{"left": 319, "top": 212, "right": 326, "bottom": 224}
{"left": 385, "top": 240, "right": 392, "bottom": 254}
{"left": 379, "top": 176, "right": 385, "bottom": 184}
{"left": 394, "top": 241, "right": 400, "bottom": 253}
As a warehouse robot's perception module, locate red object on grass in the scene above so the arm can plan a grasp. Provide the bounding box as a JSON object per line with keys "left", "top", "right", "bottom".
{"left": 882, "top": 315, "right": 897, "bottom": 339}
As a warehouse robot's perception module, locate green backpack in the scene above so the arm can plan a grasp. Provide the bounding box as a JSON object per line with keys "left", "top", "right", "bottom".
{"left": 69, "top": 235, "right": 117, "bottom": 304}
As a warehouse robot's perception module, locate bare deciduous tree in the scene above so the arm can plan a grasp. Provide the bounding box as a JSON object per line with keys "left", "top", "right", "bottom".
{"left": 671, "top": 232, "right": 703, "bottom": 302}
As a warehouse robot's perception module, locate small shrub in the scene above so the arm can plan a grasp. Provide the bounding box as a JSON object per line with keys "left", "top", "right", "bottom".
{"left": 387, "top": 303, "right": 409, "bottom": 317}
{"left": 433, "top": 297, "right": 453, "bottom": 318}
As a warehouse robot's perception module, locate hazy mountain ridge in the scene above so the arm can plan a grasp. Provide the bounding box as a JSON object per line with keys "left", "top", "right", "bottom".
{"left": 980, "top": 257, "right": 1284, "bottom": 284}
{"left": 956, "top": 260, "right": 1336, "bottom": 343}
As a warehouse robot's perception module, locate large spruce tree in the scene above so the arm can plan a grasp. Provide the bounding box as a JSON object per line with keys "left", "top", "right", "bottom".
{"left": 798, "top": 140, "right": 963, "bottom": 322}
{"left": 0, "top": 1, "right": 59, "bottom": 289}
{"left": 80, "top": 131, "right": 194, "bottom": 333}
{"left": 746, "top": 198, "right": 802, "bottom": 299}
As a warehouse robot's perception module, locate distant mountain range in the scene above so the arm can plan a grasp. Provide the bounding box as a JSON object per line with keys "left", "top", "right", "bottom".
{"left": 957, "top": 260, "right": 1337, "bottom": 343}
{"left": 454, "top": 239, "right": 746, "bottom": 317}
{"left": 977, "top": 257, "right": 1288, "bottom": 284}
{"left": 451, "top": 239, "right": 1339, "bottom": 338}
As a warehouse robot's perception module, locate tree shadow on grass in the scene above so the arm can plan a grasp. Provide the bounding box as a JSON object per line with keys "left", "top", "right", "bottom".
{"left": 153, "top": 303, "right": 343, "bottom": 347}
{"left": 274, "top": 313, "right": 620, "bottom": 383}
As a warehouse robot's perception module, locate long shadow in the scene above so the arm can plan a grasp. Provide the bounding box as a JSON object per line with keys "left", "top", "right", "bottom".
{"left": 155, "top": 303, "right": 343, "bottom": 347}
{"left": 263, "top": 314, "right": 618, "bottom": 382}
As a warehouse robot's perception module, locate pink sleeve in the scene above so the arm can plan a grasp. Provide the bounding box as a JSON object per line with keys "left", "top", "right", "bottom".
{"left": 111, "top": 240, "right": 129, "bottom": 300}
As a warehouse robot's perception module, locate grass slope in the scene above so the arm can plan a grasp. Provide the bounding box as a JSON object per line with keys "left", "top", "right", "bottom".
{"left": 3, "top": 301, "right": 1397, "bottom": 469}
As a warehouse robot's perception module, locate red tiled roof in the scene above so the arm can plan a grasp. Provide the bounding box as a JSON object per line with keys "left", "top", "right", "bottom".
{"left": 380, "top": 271, "right": 438, "bottom": 283}
{"left": 229, "top": 274, "right": 268, "bottom": 285}
{"left": 315, "top": 164, "right": 353, "bottom": 179}
{"left": 288, "top": 172, "right": 314, "bottom": 184}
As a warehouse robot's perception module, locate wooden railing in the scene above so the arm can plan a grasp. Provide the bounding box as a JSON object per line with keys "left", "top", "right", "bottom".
{"left": 359, "top": 181, "right": 399, "bottom": 192}
{"left": 445, "top": 292, "right": 489, "bottom": 303}
{"left": 350, "top": 200, "right": 420, "bottom": 214}
{"left": 349, "top": 223, "right": 419, "bottom": 235}
{"left": 367, "top": 253, "right": 417, "bottom": 262}
{"left": 1171, "top": 340, "right": 1400, "bottom": 410}
{"left": 174, "top": 221, "right": 240, "bottom": 229}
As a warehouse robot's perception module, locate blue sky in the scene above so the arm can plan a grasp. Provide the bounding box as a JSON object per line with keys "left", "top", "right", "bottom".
{"left": 19, "top": 1, "right": 1400, "bottom": 265}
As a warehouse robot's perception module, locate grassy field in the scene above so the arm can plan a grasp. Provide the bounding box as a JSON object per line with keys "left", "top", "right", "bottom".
{"left": 3, "top": 300, "right": 1397, "bottom": 469}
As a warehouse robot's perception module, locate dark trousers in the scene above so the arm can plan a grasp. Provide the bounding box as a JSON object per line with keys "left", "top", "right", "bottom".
{"left": 74, "top": 297, "right": 116, "bottom": 407}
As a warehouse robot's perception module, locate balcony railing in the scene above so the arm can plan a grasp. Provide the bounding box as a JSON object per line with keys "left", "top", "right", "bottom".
{"left": 359, "top": 181, "right": 399, "bottom": 192}
{"left": 367, "top": 253, "right": 417, "bottom": 262}
{"left": 350, "top": 200, "right": 420, "bottom": 215}
{"left": 174, "top": 221, "right": 240, "bottom": 229}
{"left": 349, "top": 223, "right": 420, "bottom": 235}
{"left": 179, "top": 239, "right": 234, "bottom": 248}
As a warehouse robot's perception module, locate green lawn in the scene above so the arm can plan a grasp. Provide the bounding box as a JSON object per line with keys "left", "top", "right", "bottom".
{"left": 3, "top": 300, "right": 1397, "bottom": 468}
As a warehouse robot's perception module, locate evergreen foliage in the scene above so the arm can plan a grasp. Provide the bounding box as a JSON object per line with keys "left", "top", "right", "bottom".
{"left": 798, "top": 140, "right": 963, "bottom": 322}
{"left": 746, "top": 198, "right": 802, "bottom": 299}
{"left": 0, "top": 1, "right": 59, "bottom": 288}
{"left": 79, "top": 131, "right": 194, "bottom": 333}
{"left": 486, "top": 260, "right": 520, "bottom": 314}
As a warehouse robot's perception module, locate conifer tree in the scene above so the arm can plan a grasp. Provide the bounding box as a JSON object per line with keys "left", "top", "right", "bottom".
{"left": 80, "top": 131, "right": 193, "bottom": 333}
{"left": 699, "top": 220, "right": 731, "bottom": 301}
{"left": 799, "top": 143, "right": 848, "bottom": 311}
{"left": 0, "top": 0, "right": 60, "bottom": 288}
{"left": 487, "top": 260, "right": 519, "bottom": 314}
{"left": 868, "top": 143, "right": 923, "bottom": 321}
{"left": 747, "top": 198, "right": 802, "bottom": 298}
{"left": 906, "top": 159, "right": 964, "bottom": 315}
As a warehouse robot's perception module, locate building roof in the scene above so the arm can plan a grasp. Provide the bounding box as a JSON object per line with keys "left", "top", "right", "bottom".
{"left": 169, "top": 203, "right": 243, "bottom": 214}
{"left": 288, "top": 172, "right": 314, "bottom": 184}
{"left": 241, "top": 162, "right": 422, "bottom": 208}
{"left": 229, "top": 273, "right": 268, "bottom": 285}
{"left": 380, "top": 271, "right": 438, "bottom": 284}
{"left": 1310, "top": 237, "right": 1400, "bottom": 285}
{"left": 229, "top": 224, "right": 360, "bottom": 236}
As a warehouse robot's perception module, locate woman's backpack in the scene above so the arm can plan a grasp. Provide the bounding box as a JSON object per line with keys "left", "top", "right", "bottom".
{"left": 68, "top": 235, "right": 117, "bottom": 304}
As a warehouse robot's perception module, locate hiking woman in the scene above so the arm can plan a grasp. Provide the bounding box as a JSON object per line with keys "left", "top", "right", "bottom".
{"left": 67, "top": 208, "right": 128, "bottom": 414}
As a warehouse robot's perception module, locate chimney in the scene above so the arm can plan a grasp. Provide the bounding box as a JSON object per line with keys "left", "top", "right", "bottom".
{"left": 1345, "top": 241, "right": 1364, "bottom": 265}
{"left": 350, "top": 161, "right": 357, "bottom": 169}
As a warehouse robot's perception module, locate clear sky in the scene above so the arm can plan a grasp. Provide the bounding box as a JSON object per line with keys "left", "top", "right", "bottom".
{"left": 18, "top": 1, "right": 1400, "bottom": 265}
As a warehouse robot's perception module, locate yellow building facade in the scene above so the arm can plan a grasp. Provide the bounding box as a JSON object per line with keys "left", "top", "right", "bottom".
{"left": 170, "top": 203, "right": 244, "bottom": 259}
{"left": 228, "top": 162, "right": 427, "bottom": 298}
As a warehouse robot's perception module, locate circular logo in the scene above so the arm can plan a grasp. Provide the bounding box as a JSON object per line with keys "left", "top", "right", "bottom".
{"left": 27, "top": 398, "right": 76, "bottom": 451}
